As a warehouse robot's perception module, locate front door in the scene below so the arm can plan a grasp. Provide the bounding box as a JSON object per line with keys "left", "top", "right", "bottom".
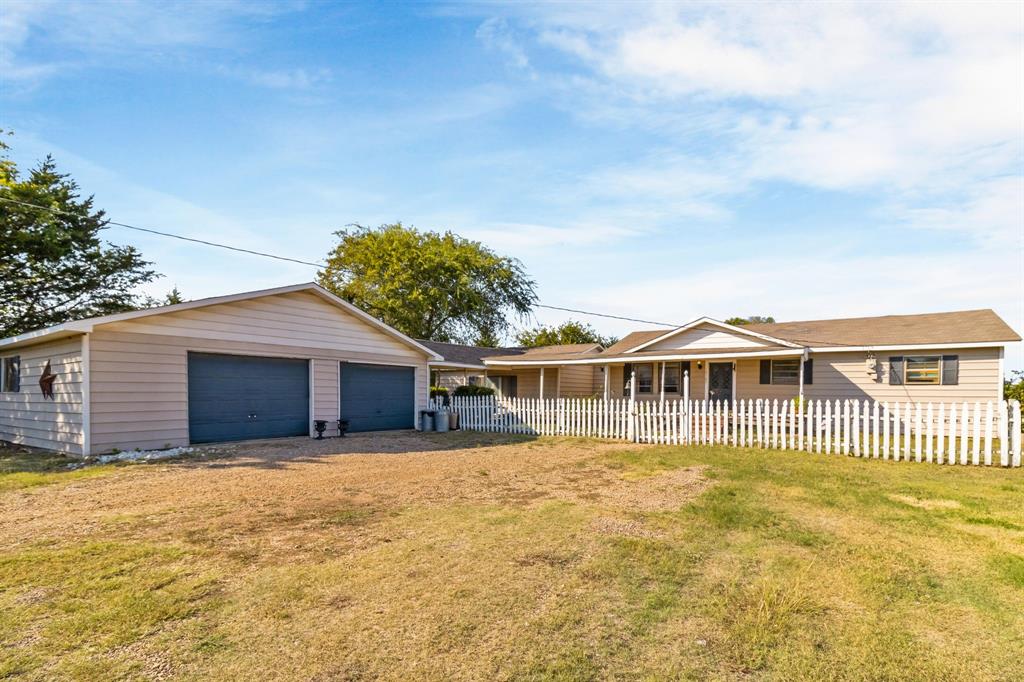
{"left": 708, "top": 362, "right": 733, "bottom": 404}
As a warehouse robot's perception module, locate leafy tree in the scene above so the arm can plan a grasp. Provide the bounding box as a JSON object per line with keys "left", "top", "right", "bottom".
{"left": 318, "top": 223, "right": 536, "bottom": 343}
{"left": 0, "top": 135, "right": 158, "bottom": 338}
{"left": 1005, "top": 370, "right": 1024, "bottom": 403}
{"left": 515, "top": 320, "right": 618, "bottom": 348}
{"left": 725, "top": 315, "right": 776, "bottom": 326}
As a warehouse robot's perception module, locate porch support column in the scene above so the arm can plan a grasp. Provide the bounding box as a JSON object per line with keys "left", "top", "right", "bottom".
{"left": 539, "top": 367, "right": 546, "bottom": 400}
{"left": 659, "top": 362, "right": 666, "bottom": 402}
{"left": 731, "top": 361, "right": 737, "bottom": 404}
{"left": 628, "top": 366, "right": 637, "bottom": 442}
{"left": 683, "top": 369, "right": 690, "bottom": 444}
{"left": 703, "top": 363, "right": 710, "bottom": 401}
{"left": 603, "top": 364, "right": 610, "bottom": 401}
{"left": 799, "top": 350, "right": 807, "bottom": 402}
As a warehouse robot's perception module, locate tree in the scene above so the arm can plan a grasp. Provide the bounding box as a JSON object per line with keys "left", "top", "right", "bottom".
{"left": 725, "top": 315, "right": 776, "bottom": 326}
{"left": 515, "top": 320, "right": 618, "bottom": 348}
{"left": 0, "top": 135, "right": 158, "bottom": 338}
{"left": 1005, "top": 370, "right": 1024, "bottom": 402}
{"left": 318, "top": 223, "right": 536, "bottom": 343}
{"left": 164, "top": 287, "right": 185, "bottom": 305}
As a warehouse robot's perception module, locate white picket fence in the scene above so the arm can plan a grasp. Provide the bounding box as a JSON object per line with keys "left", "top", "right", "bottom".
{"left": 434, "top": 396, "right": 1023, "bottom": 467}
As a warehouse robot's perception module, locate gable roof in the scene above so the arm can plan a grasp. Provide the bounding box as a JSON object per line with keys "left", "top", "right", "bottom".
{"left": 744, "top": 309, "right": 1021, "bottom": 347}
{"left": 482, "top": 308, "right": 1019, "bottom": 366}
{"left": 419, "top": 340, "right": 524, "bottom": 368}
{"left": 626, "top": 317, "right": 802, "bottom": 353}
{"left": 603, "top": 330, "right": 668, "bottom": 354}
{"left": 0, "top": 282, "right": 443, "bottom": 359}
{"left": 518, "top": 343, "right": 603, "bottom": 357}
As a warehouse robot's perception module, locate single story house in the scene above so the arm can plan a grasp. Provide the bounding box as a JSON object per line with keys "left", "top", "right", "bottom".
{"left": 0, "top": 283, "right": 441, "bottom": 456}
{"left": 469, "top": 310, "right": 1020, "bottom": 404}
{"left": 422, "top": 340, "right": 603, "bottom": 398}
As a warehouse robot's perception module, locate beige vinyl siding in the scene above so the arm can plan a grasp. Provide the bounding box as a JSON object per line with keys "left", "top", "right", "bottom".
{"left": 644, "top": 324, "right": 775, "bottom": 351}
{"left": 87, "top": 290, "right": 429, "bottom": 454}
{"left": 557, "top": 365, "right": 598, "bottom": 397}
{"left": 805, "top": 348, "right": 1001, "bottom": 403}
{"left": 736, "top": 359, "right": 798, "bottom": 401}
{"left": 434, "top": 369, "right": 480, "bottom": 391}
{"left": 485, "top": 369, "right": 559, "bottom": 399}
{"left": 313, "top": 359, "right": 340, "bottom": 437}
{"left": 735, "top": 348, "right": 1002, "bottom": 402}
{"left": 0, "top": 337, "right": 84, "bottom": 455}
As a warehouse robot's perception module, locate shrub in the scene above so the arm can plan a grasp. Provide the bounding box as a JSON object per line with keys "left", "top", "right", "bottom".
{"left": 430, "top": 386, "right": 450, "bottom": 406}
{"left": 453, "top": 384, "right": 495, "bottom": 397}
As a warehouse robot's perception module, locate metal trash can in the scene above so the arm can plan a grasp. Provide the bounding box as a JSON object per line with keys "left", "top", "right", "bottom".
{"left": 420, "top": 410, "right": 436, "bottom": 432}
{"left": 434, "top": 410, "right": 449, "bottom": 432}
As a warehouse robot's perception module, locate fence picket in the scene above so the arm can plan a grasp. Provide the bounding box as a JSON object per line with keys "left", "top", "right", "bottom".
{"left": 446, "top": 396, "right": 1020, "bottom": 467}
{"left": 984, "top": 401, "right": 994, "bottom": 466}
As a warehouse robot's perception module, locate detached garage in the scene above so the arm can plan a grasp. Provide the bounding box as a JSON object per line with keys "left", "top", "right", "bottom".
{"left": 0, "top": 283, "right": 441, "bottom": 456}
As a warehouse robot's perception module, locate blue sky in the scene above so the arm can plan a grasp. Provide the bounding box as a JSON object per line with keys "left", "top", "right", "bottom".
{"left": 2, "top": 1, "right": 1022, "bottom": 369}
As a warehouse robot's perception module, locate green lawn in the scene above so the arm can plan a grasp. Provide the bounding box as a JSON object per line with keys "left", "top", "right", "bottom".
{"left": 1, "top": 435, "right": 1021, "bottom": 680}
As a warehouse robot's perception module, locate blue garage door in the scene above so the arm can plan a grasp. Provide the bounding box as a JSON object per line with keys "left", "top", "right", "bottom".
{"left": 188, "top": 352, "right": 309, "bottom": 444}
{"left": 340, "top": 363, "right": 415, "bottom": 432}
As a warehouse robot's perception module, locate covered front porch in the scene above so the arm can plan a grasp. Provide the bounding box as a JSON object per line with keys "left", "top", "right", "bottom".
{"left": 485, "top": 349, "right": 812, "bottom": 403}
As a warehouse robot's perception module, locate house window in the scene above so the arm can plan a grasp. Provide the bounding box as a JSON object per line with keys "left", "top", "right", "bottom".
{"left": 635, "top": 364, "right": 653, "bottom": 393}
{"left": 2, "top": 356, "right": 20, "bottom": 392}
{"left": 468, "top": 375, "right": 480, "bottom": 386}
{"left": 771, "top": 359, "right": 800, "bottom": 385}
{"left": 905, "top": 356, "right": 940, "bottom": 384}
{"left": 663, "top": 363, "right": 680, "bottom": 393}
{"left": 492, "top": 375, "right": 517, "bottom": 398}
{"left": 760, "top": 358, "right": 811, "bottom": 385}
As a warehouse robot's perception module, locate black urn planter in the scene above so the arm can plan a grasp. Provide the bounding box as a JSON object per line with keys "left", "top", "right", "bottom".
{"left": 313, "top": 420, "right": 327, "bottom": 440}
{"left": 337, "top": 419, "right": 350, "bottom": 437}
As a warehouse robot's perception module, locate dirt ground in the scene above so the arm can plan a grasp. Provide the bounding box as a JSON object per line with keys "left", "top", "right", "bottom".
{"left": 0, "top": 431, "right": 706, "bottom": 562}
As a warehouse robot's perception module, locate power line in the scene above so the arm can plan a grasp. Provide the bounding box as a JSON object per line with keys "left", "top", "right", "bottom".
{"left": 0, "top": 193, "right": 680, "bottom": 328}
{"left": 0, "top": 195, "right": 326, "bottom": 268}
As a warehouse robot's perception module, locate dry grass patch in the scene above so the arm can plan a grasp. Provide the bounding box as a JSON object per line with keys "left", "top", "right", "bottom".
{"left": 1, "top": 432, "right": 1022, "bottom": 680}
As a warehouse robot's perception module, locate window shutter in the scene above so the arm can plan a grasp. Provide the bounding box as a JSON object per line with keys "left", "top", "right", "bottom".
{"left": 759, "top": 360, "right": 771, "bottom": 384}
{"left": 623, "top": 363, "right": 633, "bottom": 396}
{"left": 889, "top": 356, "right": 904, "bottom": 385}
{"left": 803, "top": 359, "right": 813, "bottom": 385}
{"left": 942, "top": 355, "right": 959, "bottom": 385}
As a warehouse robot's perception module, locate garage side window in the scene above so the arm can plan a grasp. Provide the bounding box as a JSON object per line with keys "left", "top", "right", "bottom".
{"left": 2, "top": 356, "right": 20, "bottom": 392}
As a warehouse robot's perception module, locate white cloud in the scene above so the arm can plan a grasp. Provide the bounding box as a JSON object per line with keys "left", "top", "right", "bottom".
{"left": 476, "top": 17, "right": 532, "bottom": 73}
{"left": 0, "top": 0, "right": 312, "bottom": 87}
{"left": 489, "top": 1, "right": 1023, "bottom": 246}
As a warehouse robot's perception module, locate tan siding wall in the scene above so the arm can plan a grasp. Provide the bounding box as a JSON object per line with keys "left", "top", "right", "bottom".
{"left": 485, "top": 369, "right": 559, "bottom": 398}
{"left": 735, "top": 348, "right": 1002, "bottom": 402}
{"left": 98, "top": 291, "right": 421, "bottom": 359}
{"left": 87, "top": 291, "right": 429, "bottom": 454}
{"left": 558, "top": 365, "right": 598, "bottom": 397}
{"left": 313, "top": 358, "right": 340, "bottom": 436}
{"left": 434, "top": 370, "right": 478, "bottom": 391}
{"left": 0, "top": 337, "right": 83, "bottom": 455}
